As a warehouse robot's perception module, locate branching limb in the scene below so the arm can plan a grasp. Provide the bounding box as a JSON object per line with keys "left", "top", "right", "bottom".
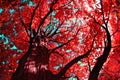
{"left": 17, "top": 1, "right": 40, "bottom": 38}
{"left": 100, "top": 0, "right": 107, "bottom": 27}
{"left": 49, "top": 38, "right": 73, "bottom": 54}
{"left": 28, "top": 1, "right": 40, "bottom": 38}
{"left": 93, "top": 17, "right": 106, "bottom": 30}
{"left": 47, "top": 21, "right": 64, "bottom": 38}
{"left": 18, "top": 9, "right": 30, "bottom": 37}
{"left": 87, "top": 59, "right": 91, "bottom": 72}
{"left": 56, "top": 33, "right": 97, "bottom": 78}
{"left": 36, "top": 0, "right": 59, "bottom": 37}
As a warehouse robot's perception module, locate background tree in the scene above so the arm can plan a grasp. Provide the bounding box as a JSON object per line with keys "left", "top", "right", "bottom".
{"left": 0, "top": 0, "right": 120, "bottom": 80}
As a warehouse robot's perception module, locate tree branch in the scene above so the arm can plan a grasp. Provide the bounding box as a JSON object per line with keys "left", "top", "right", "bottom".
{"left": 88, "top": 23, "right": 111, "bottom": 80}
{"left": 93, "top": 17, "right": 106, "bottom": 30}
{"left": 49, "top": 38, "right": 73, "bottom": 54}
{"left": 87, "top": 59, "right": 91, "bottom": 72}
{"left": 100, "top": 0, "right": 107, "bottom": 27}
{"left": 29, "top": 1, "right": 40, "bottom": 38}
{"left": 35, "top": 0, "right": 59, "bottom": 38}
{"left": 56, "top": 33, "right": 97, "bottom": 78}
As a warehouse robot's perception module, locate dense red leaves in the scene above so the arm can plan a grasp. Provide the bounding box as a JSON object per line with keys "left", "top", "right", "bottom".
{"left": 0, "top": 0, "right": 120, "bottom": 80}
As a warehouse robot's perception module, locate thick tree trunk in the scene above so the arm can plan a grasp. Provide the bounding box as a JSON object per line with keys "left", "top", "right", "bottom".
{"left": 11, "top": 41, "right": 33, "bottom": 80}
{"left": 11, "top": 41, "right": 56, "bottom": 80}
{"left": 88, "top": 29, "right": 111, "bottom": 80}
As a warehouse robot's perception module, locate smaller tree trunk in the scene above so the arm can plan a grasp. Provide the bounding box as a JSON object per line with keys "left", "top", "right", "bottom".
{"left": 88, "top": 29, "right": 111, "bottom": 80}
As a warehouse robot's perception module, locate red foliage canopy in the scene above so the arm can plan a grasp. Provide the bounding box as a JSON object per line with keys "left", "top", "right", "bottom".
{"left": 0, "top": 0, "right": 120, "bottom": 80}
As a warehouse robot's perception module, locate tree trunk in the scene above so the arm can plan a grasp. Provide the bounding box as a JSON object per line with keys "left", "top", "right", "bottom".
{"left": 88, "top": 29, "right": 111, "bottom": 80}
{"left": 11, "top": 41, "right": 33, "bottom": 80}
{"left": 11, "top": 42, "right": 58, "bottom": 80}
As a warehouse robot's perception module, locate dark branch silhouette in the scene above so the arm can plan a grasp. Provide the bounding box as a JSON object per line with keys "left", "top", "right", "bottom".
{"left": 88, "top": 0, "right": 112, "bottom": 79}
{"left": 56, "top": 32, "right": 97, "bottom": 78}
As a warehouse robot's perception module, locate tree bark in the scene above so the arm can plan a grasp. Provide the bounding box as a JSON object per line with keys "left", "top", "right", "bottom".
{"left": 88, "top": 29, "right": 111, "bottom": 80}
{"left": 11, "top": 41, "right": 33, "bottom": 80}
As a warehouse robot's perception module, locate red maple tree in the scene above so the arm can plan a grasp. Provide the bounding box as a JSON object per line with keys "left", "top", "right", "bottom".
{"left": 0, "top": 0, "right": 120, "bottom": 80}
